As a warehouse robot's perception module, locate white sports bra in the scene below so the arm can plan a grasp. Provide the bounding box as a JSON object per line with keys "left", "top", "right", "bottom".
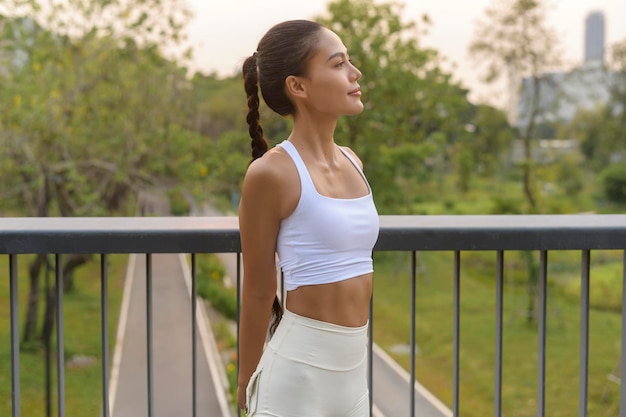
{"left": 276, "top": 140, "right": 379, "bottom": 291}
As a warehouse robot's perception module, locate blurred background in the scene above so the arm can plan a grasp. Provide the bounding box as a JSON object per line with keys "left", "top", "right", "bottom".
{"left": 1, "top": 1, "right": 625, "bottom": 416}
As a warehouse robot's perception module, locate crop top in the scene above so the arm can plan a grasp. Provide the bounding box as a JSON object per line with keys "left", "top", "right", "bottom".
{"left": 276, "top": 140, "right": 379, "bottom": 291}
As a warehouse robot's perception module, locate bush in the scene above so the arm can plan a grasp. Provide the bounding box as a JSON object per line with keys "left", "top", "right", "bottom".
{"left": 196, "top": 255, "right": 237, "bottom": 320}
{"left": 563, "top": 262, "right": 623, "bottom": 312}
{"left": 601, "top": 163, "right": 626, "bottom": 204}
{"left": 167, "top": 188, "right": 191, "bottom": 216}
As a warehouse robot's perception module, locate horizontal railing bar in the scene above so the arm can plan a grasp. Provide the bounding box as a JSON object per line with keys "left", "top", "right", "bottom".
{"left": 1, "top": 215, "right": 626, "bottom": 254}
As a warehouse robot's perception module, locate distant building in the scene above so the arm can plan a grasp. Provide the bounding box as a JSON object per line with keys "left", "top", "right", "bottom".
{"left": 585, "top": 11, "right": 605, "bottom": 64}
{"left": 515, "top": 10, "right": 617, "bottom": 131}
{"left": 516, "top": 62, "right": 616, "bottom": 128}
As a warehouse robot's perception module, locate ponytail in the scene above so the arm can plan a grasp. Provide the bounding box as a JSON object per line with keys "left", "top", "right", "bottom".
{"left": 242, "top": 53, "right": 268, "bottom": 161}
{"left": 242, "top": 52, "right": 283, "bottom": 336}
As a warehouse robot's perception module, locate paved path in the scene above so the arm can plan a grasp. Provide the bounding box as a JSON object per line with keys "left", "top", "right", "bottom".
{"left": 109, "top": 253, "right": 231, "bottom": 417}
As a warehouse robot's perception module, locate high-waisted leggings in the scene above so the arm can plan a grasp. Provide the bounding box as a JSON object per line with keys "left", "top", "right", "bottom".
{"left": 245, "top": 309, "right": 370, "bottom": 417}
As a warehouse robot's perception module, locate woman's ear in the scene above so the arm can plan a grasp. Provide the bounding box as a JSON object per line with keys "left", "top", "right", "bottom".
{"left": 285, "top": 75, "right": 307, "bottom": 99}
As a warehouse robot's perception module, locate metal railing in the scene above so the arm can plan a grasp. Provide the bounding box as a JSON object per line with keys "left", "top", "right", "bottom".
{"left": 1, "top": 214, "right": 626, "bottom": 417}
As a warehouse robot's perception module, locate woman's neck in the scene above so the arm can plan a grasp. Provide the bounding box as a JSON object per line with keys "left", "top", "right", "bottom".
{"left": 288, "top": 115, "right": 338, "bottom": 160}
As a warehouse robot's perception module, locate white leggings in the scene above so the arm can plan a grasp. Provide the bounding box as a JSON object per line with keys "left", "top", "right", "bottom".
{"left": 245, "top": 309, "right": 370, "bottom": 417}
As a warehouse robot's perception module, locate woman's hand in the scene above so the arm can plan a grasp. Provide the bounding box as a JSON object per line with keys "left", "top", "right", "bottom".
{"left": 237, "top": 383, "right": 247, "bottom": 414}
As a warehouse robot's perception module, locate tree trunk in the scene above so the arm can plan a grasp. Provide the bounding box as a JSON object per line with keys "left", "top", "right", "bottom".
{"left": 22, "top": 175, "right": 51, "bottom": 346}
{"left": 40, "top": 283, "right": 56, "bottom": 350}
{"left": 22, "top": 253, "right": 47, "bottom": 344}
{"left": 521, "top": 74, "right": 541, "bottom": 213}
{"left": 62, "top": 253, "right": 92, "bottom": 293}
{"left": 38, "top": 254, "right": 92, "bottom": 346}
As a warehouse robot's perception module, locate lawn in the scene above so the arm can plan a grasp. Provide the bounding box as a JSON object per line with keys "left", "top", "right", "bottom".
{"left": 0, "top": 254, "right": 128, "bottom": 417}
{"left": 372, "top": 250, "right": 622, "bottom": 417}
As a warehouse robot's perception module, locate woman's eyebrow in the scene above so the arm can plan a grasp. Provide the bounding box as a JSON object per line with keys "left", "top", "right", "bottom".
{"left": 326, "top": 51, "right": 348, "bottom": 62}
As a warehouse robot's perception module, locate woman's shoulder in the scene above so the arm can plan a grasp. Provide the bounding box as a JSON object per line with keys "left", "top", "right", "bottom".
{"left": 242, "top": 145, "right": 299, "bottom": 217}
{"left": 245, "top": 145, "right": 294, "bottom": 182}
{"left": 338, "top": 145, "right": 364, "bottom": 169}
{"left": 244, "top": 147, "right": 297, "bottom": 191}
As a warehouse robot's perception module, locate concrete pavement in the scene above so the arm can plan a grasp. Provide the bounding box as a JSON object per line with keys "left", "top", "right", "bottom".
{"left": 108, "top": 253, "right": 232, "bottom": 417}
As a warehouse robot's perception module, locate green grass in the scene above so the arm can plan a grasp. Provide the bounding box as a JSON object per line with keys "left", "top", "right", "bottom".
{"left": 372, "top": 251, "right": 622, "bottom": 417}
{"left": 0, "top": 254, "right": 127, "bottom": 417}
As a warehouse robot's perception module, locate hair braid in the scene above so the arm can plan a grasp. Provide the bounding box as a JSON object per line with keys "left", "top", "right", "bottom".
{"left": 242, "top": 54, "right": 268, "bottom": 162}
{"left": 242, "top": 53, "right": 283, "bottom": 335}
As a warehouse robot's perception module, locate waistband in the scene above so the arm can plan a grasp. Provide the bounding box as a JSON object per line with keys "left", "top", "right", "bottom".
{"left": 266, "top": 309, "right": 368, "bottom": 371}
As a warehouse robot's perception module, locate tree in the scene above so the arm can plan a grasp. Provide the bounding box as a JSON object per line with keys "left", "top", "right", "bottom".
{"left": 469, "top": 0, "right": 563, "bottom": 325}
{"left": 0, "top": 0, "right": 202, "bottom": 347}
{"left": 607, "top": 38, "right": 626, "bottom": 161}
{"left": 467, "top": 104, "right": 515, "bottom": 176}
{"left": 557, "top": 38, "right": 626, "bottom": 173}
{"left": 315, "top": 0, "right": 473, "bottom": 212}
{"left": 469, "top": 0, "right": 562, "bottom": 212}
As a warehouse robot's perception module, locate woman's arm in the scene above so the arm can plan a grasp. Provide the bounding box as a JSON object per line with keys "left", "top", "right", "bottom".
{"left": 236, "top": 156, "right": 284, "bottom": 410}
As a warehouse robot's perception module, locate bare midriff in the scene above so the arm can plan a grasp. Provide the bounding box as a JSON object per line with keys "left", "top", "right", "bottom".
{"left": 284, "top": 273, "right": 373, "bottom": 328}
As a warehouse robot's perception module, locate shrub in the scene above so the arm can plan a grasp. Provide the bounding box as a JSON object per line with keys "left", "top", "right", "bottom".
{"left": 563, "top": 262, "right": 623, "bottom": 312}
{"left": 196, "top": 255, "right": 237, "bottom": 320}
{"left": 601, "top": 163, "right": 626, "bottom": 204}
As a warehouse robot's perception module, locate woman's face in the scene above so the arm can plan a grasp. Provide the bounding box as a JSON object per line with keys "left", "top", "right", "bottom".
{"left": 295, "top": 28, "right": 363, "bottom": 117}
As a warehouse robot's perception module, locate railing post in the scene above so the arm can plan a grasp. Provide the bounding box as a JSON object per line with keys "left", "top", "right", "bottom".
{"left": 621, "top": 250, "right": 626, "bottom": 417}
{"left": 101, "top": 254, "right": 110, "bottom": 417}
{"left": 191, "top": 253, "right": 198, "bottom": 417}
{"left": 579, "top": 250, "right": 590, "bottom": 417}
{"left": 10, "top": 254, "right": 20, "bottom": 417}
{"left": 56, "top": 254, "right": 66, "bottom": 417}
{"left": 494, "top": 251, "right": 504, "bottom": 417}
{"left": 410, "top": 251, "right": 417, "bottom": 416}
{"left": 537, "top": 251, "right": 548, "bottom": 417}
{"left": 146, "top": 254, "right": 154, "bottom": 417}
{"left": 453, "top": 251, "right": 461, "bottom": 416}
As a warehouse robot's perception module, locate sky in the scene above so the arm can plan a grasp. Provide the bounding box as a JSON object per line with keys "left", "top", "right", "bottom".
{"left": 183, "top": 0, "right": 626, "bottom": 107}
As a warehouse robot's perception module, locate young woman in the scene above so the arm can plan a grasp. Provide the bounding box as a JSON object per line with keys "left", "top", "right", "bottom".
{"left": 237, "top": 20, "right": 379, "bottom": 416}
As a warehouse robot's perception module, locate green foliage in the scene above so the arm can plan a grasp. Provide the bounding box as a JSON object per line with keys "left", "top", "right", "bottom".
{"left": 197, "top": 255, "right": 237, "bottom": 320}
{"left": 563, "top": 261, "right": 623, "bottom": 312}
{"left": 167, "top": 188, "right": 190, "bottom": 216}
{"left": 316, "top": 0, "right": 473, "bottom": 213}
{"left": 0, "top": 1, "right": 200, "bottom": 216}
{"left": 469, "top": 0, "right": 563, "bottom": 212}
{"left": 601, "top": 163, "right": 626, "bottom": 204}
{"left": 559, "top": 105, "right": 621, "bottom": 172}
{"left": 469, "top": 105, "right": 515, "bottom": 175}
{"left": 553, "top": 155, "right": 584, "bottom": 196}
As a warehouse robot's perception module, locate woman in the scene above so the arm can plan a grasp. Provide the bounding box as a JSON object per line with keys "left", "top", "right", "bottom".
{"left": 237, "top": 20, "right": 379, "bottom": 416}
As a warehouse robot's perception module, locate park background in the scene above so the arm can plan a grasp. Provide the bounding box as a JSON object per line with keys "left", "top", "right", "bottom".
{"left": 1, "top": 0, "right": 625, "bottom": 416}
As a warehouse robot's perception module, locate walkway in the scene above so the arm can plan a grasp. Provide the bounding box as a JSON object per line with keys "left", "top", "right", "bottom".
{"left": 109, "top": 253, "right": 231, "bottom": 417}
